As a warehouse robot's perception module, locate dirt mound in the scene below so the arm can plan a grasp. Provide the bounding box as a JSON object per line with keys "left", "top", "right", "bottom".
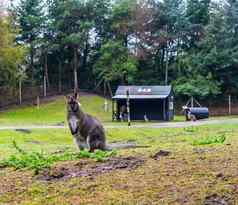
{"left": 203, "top": 194, "right": 230, "bottom": 205}
{"left": 152, "top": 150, "right": 171, "bottom": 160}
{"left": 37, "top": 157, "right": 144, "bottom": 181}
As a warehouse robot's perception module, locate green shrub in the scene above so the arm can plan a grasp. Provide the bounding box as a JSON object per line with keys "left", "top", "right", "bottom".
{"left": 192, "top": 134, "right": 226, "bottom": 146}
{"left": 184, "top": 126, "right": 197, "bottom": 133}
{"left": 0, "top": 141, "right": 116, "bottom": 174}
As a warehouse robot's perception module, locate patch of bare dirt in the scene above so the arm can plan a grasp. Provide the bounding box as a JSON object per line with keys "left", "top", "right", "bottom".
{"left": 15, "top": 129, "right": 32, "bottom": 134}
{"left": 193, "top": 148, "right": 217, "bottom": 154}
{"left": 0, "top": 169, "right": 32, "bottom": 196}
{"left": 203, "top": 194, "right": 230, "bottom": 205}
{"left": 151, "top": 150, "right": 171, "bottom": 160}
{"left": 25, "top": 140, "right": 41, "bottom": 144}
{"left": 37, "top": 157, "right": 144, "bottom": 181}
{"left": 54, "top": 121, "right": 65, "bottom": 126}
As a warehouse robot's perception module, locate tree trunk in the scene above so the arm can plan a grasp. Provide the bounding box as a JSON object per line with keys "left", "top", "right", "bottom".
{"left": 165, "top": 47, "right": 169, "bottom": 85}
{"left": 161, "top": 48, "right": 165, "bottom": 72}
{"left": 154, "top": 49, "right": 160, "bottom": 73}
{"left": 103, "top": 81, "right": 106, "bottom": 97}
{"left": 43, "top": 52, "right": 49, "bottom": 97}
{"left": 177, "top": 36, "right": 181, "bottom": 75}
{"left": 165, "top": 25, "right": 169, "bottom": 85}
{"left": 107, "top": 82, "right": 113, "bottom": 97}
{"left": 82, "top": 41, "right": 89, "bottom": 72}
{"left": 124, "top": 35, "right": 128, "bottom": 48}
{"left": 19, "top": 80, "right": 22, "bottom": 105}
{"left": 73, "top": 47, "right": 78, "bottom": 93}
{"left": 30, "top": 44, "right": 34, "bottom": 85}
{"left": 43, "top": 75, "right": 47, "bottom": 97}
{"left": 58, "top": 60, "right": 62, "bottom": 93}
{"left": 44, "top": 52, "right": 50, "bottom": 88}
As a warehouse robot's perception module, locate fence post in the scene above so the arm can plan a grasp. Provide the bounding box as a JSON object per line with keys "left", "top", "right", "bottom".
{"left": 104, "top": 99, "right": 108, "bottom": 112}
{"left": 229, "top": 95, "right": 231, "bottom": 115}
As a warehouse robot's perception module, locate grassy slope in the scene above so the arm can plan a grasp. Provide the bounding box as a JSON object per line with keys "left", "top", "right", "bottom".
{"left": 0, "top": 95, "right": 112, "bottom": 125}
{"left": 0, "top": 94, "right": 185, "bottom": 125}
{"left": 1, "top": 123, "right": 238, "bottom": 204}
{"left": 1, "top": 94, "right": 238, "bottom": 204}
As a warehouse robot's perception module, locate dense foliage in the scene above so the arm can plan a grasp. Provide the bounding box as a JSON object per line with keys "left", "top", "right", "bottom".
{"left": 1, "top": 0, "right": 238, "bottom": 98}
{"left": 0, "top": 141, "right": 116, "bottom": 174}
{"left": 0, "top": 16, "right": 26, "bottom": 86}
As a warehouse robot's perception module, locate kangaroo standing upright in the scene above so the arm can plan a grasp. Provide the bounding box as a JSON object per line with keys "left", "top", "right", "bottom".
{"left": 66, "top": 93, "right": 106, "bottom": 152}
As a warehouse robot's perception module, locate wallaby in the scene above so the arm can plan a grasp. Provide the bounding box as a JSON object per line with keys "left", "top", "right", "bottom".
{"left": 66, "top": 93, "right": 106, "bottom": 152}
{"left": 66, "top": 93, "right": 145, "bottom": 152}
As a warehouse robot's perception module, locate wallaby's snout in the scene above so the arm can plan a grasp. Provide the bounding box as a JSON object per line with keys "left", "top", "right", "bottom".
{"left": 66, "top": 93, "right": 80, "bottom": 113}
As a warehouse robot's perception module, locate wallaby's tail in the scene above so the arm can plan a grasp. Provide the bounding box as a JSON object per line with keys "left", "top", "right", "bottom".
{"left": 105, "top": 142, "right": 150, "bottom": 151}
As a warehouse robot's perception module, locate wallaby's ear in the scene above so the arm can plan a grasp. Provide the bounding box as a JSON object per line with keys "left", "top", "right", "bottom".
{"left": 74, "top": 92, "right": 78, "bottom": 100}
{"left": 65, "top": 95, "right": 70, "bottom": 100}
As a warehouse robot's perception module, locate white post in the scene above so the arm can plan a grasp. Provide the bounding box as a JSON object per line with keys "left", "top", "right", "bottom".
{"left": 229, "top": 95, "right": 231, "bottom": 115}
{"left": 126, "top": 90, "right": 131, "bottom": 127}
{"left": 104, "top": 99, "right": 108, "bottom": 112}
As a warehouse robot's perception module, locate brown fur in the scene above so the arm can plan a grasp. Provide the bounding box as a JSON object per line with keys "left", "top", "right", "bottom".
{"left": 66, "top": 93, "right": 106, "bottom": 152}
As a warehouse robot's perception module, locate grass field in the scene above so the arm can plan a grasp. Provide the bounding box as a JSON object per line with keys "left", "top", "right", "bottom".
{"left": 1, "top": 124, "right": 238, "bottom": 204}
{"left": 1, "top": 94, "right": 238, "bottom": 204}
{"left": 0, "top": 95, "right": 112, "bottom": 125}
{"left": 0, "top": 94, "right": 186, "bottom": 125}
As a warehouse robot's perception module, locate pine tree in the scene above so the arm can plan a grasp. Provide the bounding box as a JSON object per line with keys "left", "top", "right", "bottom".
{"left": 14, "top": 0, "right": 45, "bottom": 84}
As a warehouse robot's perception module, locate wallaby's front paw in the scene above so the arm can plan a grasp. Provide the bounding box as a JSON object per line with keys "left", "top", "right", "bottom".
{"left": 89, "top": 148, "right": 95, "bottom": 153}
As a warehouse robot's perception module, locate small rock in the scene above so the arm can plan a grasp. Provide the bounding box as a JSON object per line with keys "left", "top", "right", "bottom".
{"left": 152, "top": 150, "right": 171, "bottom": 160}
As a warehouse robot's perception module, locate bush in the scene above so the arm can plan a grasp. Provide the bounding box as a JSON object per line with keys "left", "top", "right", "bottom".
{"left": 192, "top": 134, "right": 226, "bottom": 146}
{"left": 0, "top": 141, "right": 116, "bottom": 174}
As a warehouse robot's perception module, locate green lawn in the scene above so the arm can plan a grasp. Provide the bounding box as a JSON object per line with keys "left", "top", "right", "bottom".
{"left": 0, "top": 94, "right": 187, "bottom": 125}
{"left": 1, "top": 94, "right": 238, "bottom": 204}
{"left": 1, "top": 123, "right": 238, "bottom": 204}
{"left": 0, "top": 95, "right": 112, "bottom": 125}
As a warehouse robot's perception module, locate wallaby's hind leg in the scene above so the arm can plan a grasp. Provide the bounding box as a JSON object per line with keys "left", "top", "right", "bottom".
{"left": 87, "top": 136, "right": 94, "bottom": 152}
{"left": 73, "top": 135, "right": 87, "bottom": 150}
{"left": 87, "top": 135, "right": 106, "bottom": 152}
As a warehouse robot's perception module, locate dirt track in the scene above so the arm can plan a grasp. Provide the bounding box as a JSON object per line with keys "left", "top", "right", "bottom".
{"left": 0, "top": 118, "right": 238, "bottom": 130}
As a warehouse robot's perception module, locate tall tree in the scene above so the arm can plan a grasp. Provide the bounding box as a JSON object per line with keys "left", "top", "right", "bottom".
{"left": 54, "top": 0, "right": 95, "bottom": 92}
{"left": 111, "top": 0, "right": 136, "bottom": 47}
{"left": 94, "top": 40, "right": 137, "bottom": 93}
{"left": 0, "top": 17, "right": 26, "bottom": 87}
{"left": 13, "top": 0, "right": 45, "bottom": 84}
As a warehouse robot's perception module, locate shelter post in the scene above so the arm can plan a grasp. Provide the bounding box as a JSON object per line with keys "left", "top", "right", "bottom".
{"left": 126, "top": 90, "right": 131, "bottom": 126}
{"left": 229, "top": 95, "right": 231, "bottom": 115}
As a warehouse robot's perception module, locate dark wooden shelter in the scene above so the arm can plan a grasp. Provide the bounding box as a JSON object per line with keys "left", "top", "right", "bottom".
{"left": 112, "top": 85, "right": 174, "bottom": 121}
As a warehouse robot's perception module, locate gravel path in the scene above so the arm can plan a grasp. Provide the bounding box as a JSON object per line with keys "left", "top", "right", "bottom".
{"left": 0, "top": 118, "right": 238, "bottom": 130}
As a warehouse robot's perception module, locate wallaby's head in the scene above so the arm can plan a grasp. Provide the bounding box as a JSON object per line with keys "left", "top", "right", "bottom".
{"left": 66, "top": 92, "right": 81, "bottom": 113}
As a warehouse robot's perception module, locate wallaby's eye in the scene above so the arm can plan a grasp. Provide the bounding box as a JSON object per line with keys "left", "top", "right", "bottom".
{"left": 69, "top": 101, "right": 79, "bottom": 112}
